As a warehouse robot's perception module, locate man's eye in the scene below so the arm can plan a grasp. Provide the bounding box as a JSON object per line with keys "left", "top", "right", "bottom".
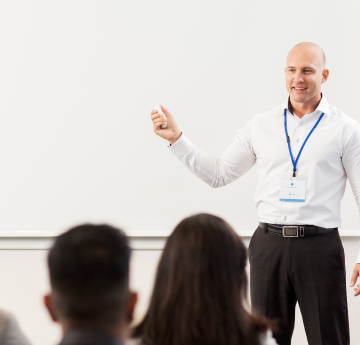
{"left": 305, "top": 70, "right": 311, "bottom": 73}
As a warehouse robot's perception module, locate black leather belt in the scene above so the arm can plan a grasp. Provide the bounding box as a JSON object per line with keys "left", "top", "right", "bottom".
{"left": 259, "top": 222, "right": 337, "bottom": 238}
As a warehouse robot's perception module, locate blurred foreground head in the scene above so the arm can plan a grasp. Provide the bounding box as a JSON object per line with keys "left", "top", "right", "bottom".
{"left": 44, "top": 224, "right": 137, "bottom": 341}
{"left": 133, "top": 213, "right": 268, "bottom": 345}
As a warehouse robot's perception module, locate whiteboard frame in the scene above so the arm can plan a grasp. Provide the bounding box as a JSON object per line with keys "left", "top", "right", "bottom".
{"left": 0, "top": 230, "right": 359, "bottom": 250}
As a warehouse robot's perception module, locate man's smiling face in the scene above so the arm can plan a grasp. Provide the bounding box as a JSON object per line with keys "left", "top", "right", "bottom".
{"left": 285, "top": 44, "right": 328, "bottom": 106}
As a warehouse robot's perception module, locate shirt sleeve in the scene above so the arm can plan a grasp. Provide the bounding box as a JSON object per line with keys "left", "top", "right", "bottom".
{"left": 169, "top": 119, "right": 256, "bottom": 188}
{"left": 341, "top": 122, "right": 360, "bottom": 264}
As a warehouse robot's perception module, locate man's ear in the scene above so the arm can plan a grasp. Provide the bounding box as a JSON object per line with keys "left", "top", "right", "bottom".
{"left": 126, "top": 291, "right": 138, "bottom": 324}
{"left": 43, "top": 293, "right": 59, "bottom": 322}
{"left": 322, "top": 69, "right": 329, "bottom": 83}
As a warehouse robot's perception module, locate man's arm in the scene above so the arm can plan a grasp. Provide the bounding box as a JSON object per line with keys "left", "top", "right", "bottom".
{"left": 341, "top": 123, "right": 360, "bottom": 296}
{"left": 150, "top": 106, "right": 256, "bottom": 188}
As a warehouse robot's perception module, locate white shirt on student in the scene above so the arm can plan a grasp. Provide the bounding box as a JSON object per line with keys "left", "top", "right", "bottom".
{"left": 168, "top": 95, "right": 360, "bottom": 263}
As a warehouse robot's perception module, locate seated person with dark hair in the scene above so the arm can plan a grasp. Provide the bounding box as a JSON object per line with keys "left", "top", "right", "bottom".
{"left": 44, "top": 224, "right": 138, "bottom": 345}
{"left": 130, "top": 213, "right": 277, "bottom": 345}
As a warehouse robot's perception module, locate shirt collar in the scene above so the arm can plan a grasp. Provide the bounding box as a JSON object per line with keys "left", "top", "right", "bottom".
{"left": 60, "top": 329, "right": 123, "bottom": 345}
{"left": 282, "top": 93, "right": 330, "bottom": 117}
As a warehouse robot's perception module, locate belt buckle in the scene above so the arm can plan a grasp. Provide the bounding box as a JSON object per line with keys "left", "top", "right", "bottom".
{"left": 282, "top": 226, "right": 299, "bottom": 237}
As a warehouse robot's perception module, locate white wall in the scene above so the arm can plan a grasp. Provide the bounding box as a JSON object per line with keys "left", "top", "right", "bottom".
{"left": 0, "top": 0, "right": 360, "bottom": 235}
{"left": 0, "top": 238, "right": 359, "bottom": 345}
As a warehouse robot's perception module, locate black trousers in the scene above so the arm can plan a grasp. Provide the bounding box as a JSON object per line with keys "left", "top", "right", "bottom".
{"left": 249, "top": 226, "right": 350, "bottom": 345}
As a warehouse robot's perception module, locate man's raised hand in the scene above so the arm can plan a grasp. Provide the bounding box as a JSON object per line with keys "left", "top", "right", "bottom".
{"left": 150, "top": 105, "right": 181, "bottom": 145}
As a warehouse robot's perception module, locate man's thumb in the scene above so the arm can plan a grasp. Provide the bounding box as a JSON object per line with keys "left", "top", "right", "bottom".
{"left": 160, "top": 105, "right": 171, "bottom": 118}
{"left": 350, "top": 269, "right": 358, "bottom": 287}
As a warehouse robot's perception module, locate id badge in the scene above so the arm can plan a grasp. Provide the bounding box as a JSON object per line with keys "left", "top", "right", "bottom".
{"left": 279, "top": 177, "right": 307, "bottom": 202}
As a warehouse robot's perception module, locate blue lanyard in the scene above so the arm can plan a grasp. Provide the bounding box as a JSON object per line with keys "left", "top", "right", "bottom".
{"left": 284, "top": 109, "right": 324, "bottom": 177}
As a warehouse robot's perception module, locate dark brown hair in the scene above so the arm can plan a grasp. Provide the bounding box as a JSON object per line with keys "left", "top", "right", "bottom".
{"left": 132, "top": 213, "right": 268, "bottom": 345}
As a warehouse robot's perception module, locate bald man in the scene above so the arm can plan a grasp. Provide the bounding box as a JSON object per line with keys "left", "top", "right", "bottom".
{"left": 150, "top": 42, "right": 360, "bottom": 345}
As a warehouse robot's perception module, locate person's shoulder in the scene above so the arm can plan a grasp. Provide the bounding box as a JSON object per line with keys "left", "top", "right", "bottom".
{"left": 236, "top": 104, "right": 283, "bottom": 139}
{"left": 327, "top": 104, "right": 360, "bottom": 142}
{"left": 0, "top": 310, "right": 32, "bottom": 345}
{"left": 252, "top": 104, "right": 284, "bottom": 122}
{"left": 328, "top": 104, "right": 359, "bottom": 127}
{"left": 0, "top": 309, "right": 11, "bottom": 338}
{"left": 0, "top": 309, "right": 11, "bottom": 322}
{"left": 239, "top": 104, "right": 283, "bottom": 131}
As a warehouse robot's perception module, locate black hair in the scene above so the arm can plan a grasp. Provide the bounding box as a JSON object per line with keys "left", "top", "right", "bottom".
{"left": 48, "top": 223, "right": 131, "bottom": 327}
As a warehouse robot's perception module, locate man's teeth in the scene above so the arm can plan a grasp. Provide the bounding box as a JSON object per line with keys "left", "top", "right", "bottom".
{"left": 294, "top": 87, "right": 306, "bottom": 90}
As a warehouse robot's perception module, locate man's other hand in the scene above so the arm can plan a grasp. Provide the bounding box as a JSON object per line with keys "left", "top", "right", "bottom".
{"left": 350, "top": 263, "right": 360, "bottom": 297}
{"left": 150, "top": 105, "right": 181, "bottom": 145}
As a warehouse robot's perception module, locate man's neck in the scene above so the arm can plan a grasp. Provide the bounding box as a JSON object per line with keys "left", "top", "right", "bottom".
{"left": 62, "top": 321, "right": 128, "bottom": 344}
{"left": 289, "top": 93, "right": 322, "bottom": 119}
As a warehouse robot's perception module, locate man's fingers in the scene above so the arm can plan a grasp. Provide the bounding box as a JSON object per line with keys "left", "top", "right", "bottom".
{"left": 350, "top": 269, "right": 359, "bottom": 287}
{"left": 354, "top": 283, "right": 360, "bottom": 297}
{"left": 150, "top": 109, "right": 158, "bottom": 115}
{"left": 160, "top": 105, "right": 172, "bottom": 118}
{"left": 154, "top": 122, "right": 166, "bottom": 132}
{"left": 151, "top": 113, "right": 165, "bottom": 121}
{"left": 153, "top": 117, "right": 166, "bottom": 125}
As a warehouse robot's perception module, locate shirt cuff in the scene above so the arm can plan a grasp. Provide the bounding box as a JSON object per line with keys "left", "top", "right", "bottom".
{"left": 168, "top": 133, "right": 194, "bottom": 158}
{"left": 357, "top": 244, "right": 360, "bottom": 263}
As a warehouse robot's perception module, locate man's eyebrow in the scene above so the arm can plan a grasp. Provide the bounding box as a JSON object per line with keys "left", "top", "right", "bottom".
{"left": 286, "top": 66, "right": 315, "bottom": 69}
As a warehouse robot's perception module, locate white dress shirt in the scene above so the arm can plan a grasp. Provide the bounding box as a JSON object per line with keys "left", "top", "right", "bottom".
{"left": 169, "top": 95, "right": 360, "bottom": 263}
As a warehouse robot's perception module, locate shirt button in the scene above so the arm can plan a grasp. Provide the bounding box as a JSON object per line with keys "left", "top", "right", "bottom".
{"left": 284, "top": 216, "right": 287, "bottom": 221}
{"left": 296, "top": 138, "right": 299, "bottom": 143}
{"left": 300, "top": 121, "right": 303, "bottom": 126}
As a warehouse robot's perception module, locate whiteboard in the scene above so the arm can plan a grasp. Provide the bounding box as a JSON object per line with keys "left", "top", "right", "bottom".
{"left": 0, "top": 0, "right": 360, "bottom": 235}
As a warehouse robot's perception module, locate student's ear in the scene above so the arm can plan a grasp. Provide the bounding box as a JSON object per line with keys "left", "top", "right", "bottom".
{"left": 43, "top": 293, "right": 59, "bottom": 322}
{"left": 126, "top": 291, "right": 138, "bottom": 323}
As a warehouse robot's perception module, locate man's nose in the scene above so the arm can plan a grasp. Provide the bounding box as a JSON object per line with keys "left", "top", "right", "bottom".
{"left": 294, "top": 72, "right": 304, "bottom": 83}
